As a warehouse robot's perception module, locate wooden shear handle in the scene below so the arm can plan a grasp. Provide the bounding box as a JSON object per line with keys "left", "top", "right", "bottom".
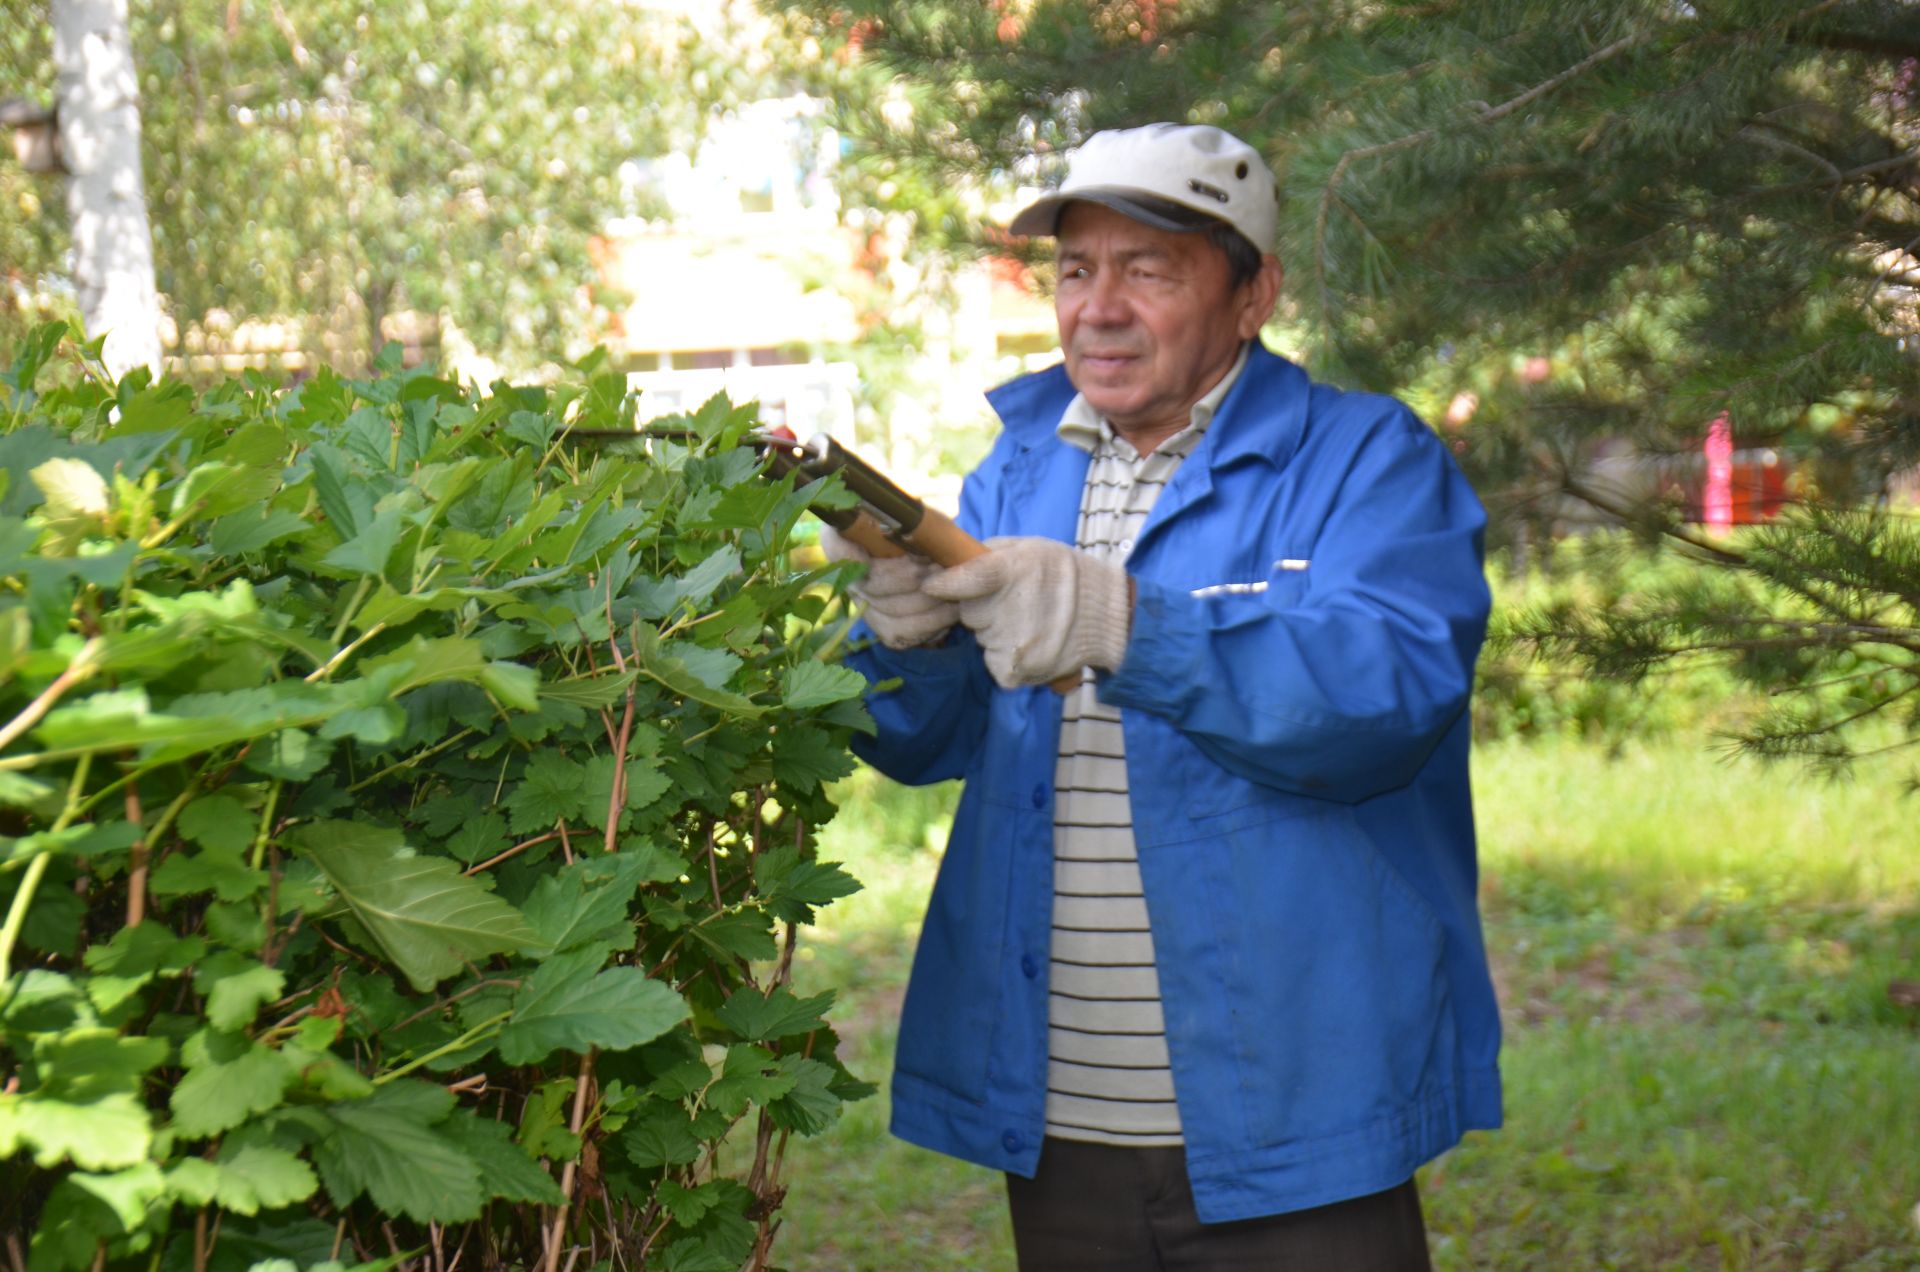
{"left": 841, "top": 508, "right": 1083, "bottom": 695}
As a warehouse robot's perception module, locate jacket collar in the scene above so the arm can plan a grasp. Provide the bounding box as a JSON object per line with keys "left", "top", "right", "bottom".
{"left": 984, "top": 341, "right": 1311, "bottom": 473}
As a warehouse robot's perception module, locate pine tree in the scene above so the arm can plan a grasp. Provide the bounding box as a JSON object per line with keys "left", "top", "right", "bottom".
{"left": 781, "top": 0, "right": 1920, "bottom": 772}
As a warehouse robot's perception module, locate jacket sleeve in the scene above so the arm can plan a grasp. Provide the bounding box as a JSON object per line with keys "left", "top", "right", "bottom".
{"left": 1100, "top": 405, "right": 1488, "bottom": 804}
{"left": 842, "top": 431, "right": 1015, "bottom": 786}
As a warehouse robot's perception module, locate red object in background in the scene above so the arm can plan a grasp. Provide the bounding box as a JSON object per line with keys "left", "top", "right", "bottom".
{"left": 1678, "top": 418, "right": 1790, "bottom": 527}
{"left": 1726, "top": 448, "right": 1790, "bottom": 523}
{"left": 1704, "top": 415, "right": 1733, "bottom": 535}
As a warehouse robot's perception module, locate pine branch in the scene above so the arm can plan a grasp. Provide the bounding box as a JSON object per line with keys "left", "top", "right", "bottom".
{"left": 1312, "top": 30, "right": 1649, "bottom": 331}
{"left": 1737, "top": 125, "right": 1843, "bottom": 182}
{"left": 1559, "top": 475, "right": 1748, "bottom": 566}
{"left": 1785, "top": 26, "right": 1920, "bottom": 61}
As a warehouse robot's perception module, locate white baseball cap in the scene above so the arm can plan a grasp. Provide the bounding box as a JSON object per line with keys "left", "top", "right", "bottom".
{"left": 1008, "top": 123, "right": 1279, "bottom": 254}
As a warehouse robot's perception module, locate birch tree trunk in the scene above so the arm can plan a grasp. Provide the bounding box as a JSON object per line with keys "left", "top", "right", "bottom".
{"left": 52, "top": 0, "right": 162, "bottom": 379}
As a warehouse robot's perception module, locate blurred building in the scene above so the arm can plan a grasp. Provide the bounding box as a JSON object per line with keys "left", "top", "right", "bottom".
{"left": 592, "top": 94, "right": 1057, "bottom": 496}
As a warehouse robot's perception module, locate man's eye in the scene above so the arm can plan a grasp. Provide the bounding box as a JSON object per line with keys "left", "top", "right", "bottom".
{"left": 1064, "top": 266, "right": 1090, "bottom": 280}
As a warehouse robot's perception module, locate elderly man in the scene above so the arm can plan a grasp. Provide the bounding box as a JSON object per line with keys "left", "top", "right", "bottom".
{"left": 827, "top": 123, "right": 1500, "bottom": 1270}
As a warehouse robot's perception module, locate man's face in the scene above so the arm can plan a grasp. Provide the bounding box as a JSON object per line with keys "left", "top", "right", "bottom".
{"left": 1054, "top": 201, "right": 1278, "bottom": 447}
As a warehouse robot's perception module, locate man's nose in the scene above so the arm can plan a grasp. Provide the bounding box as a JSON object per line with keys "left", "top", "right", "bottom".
{"left": 1080, "top": 272, "right": 1132, "bottom": 325}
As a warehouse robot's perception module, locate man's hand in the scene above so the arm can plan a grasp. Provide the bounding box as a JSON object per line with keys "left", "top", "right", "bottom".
{"left": 923, "top": 537, "right": 1132, "bottom": 689}
{"left": 820, "top": 525, "right": 959, "bottom": 650}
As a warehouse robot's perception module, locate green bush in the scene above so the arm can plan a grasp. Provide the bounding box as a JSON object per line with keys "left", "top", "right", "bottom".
{"left": 0, "top": 325, "right": 875, "bottom": 1271}
{"left": 1475, "top": 535, "right": 1758, "bottom": 743}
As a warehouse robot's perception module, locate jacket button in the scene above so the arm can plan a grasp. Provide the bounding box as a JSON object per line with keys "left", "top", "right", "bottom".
{"left": 1020, "top": 955, "right": 1038, "bottom": 979}
{"left": 1002, "top": 1131, "right": 1023, "bottom": 1154}
{"left": 1030, "top": 783, "right": 1047, "bottom": 809}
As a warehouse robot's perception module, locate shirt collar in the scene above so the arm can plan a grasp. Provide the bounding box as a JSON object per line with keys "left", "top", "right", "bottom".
{"left": 1056, "top": 342, "right": 1251, "bottom": 455}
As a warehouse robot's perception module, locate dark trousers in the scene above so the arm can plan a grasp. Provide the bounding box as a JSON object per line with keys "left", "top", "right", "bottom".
{"left": 1005, "top": 1138, "right": 1433, "bottom": 1272}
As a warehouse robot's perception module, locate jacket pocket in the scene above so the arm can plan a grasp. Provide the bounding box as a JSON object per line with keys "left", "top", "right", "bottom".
{"left": 1207, "top": 803, "right": 1453, "bottom": 1145}
{"left": 1172, "top": 557, "right": 1314, "bottom": 818}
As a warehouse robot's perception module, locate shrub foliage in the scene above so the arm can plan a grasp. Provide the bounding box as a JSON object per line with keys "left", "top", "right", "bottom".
{"left": 0, "top": 325, "right": 875, "bottom": 1271}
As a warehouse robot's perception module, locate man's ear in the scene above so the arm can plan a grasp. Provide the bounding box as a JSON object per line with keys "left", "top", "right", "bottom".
{"left": 1234, "top": 256, "right": 1285, "bottom": 341}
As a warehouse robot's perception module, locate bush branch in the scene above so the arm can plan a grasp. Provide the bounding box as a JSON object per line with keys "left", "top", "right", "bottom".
{"left": 543, "top": 1050, "right": 597, "bottom": 1272}
{"left": 0, "top": 638, "right": 101, "bottom": 755}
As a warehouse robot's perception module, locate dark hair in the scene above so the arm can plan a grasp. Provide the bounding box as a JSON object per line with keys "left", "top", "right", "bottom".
{"left": 1206, "top": 222, "right": 1263, "bottom": 290}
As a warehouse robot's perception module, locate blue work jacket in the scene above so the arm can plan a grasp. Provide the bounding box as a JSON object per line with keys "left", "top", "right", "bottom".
{"left": 845, "top": 342, "right": 1502, "bottom": 1222}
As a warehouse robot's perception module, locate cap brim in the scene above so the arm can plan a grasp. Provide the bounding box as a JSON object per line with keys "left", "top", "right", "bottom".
{"left": 1007, "top": 188, "right": 1222, "bottom": 238}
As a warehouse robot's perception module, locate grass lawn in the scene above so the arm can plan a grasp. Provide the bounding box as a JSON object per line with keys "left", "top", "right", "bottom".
{"left": 770, "top": 739, "right": 1920, "bottom": 1271}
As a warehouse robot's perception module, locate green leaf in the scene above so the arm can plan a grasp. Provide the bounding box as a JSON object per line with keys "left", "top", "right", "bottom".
{"left": 323, "top": 505, "right": 405, "bottom": 575}
{"left": 149, "top": 844, "right": 267, "bottom": 903}
{"left": 713, "top": 986, "right": 836, "bottom": 1043}
{"left": 504, "top": 750, "right": 588, "bottom": 834}
{"left": 579, "top": 752, "right": 672, "bottom": 828}
{"left": 355, "top": 634, "right": 491, "bottom": 696}
{"left": 32, "top": 1028, "right": 168, "bottom": 1098}
{"left": 27, "top": 1177, "right": 117, "bottom": 1272}
{"left": 630, "top": 545, "right": 741, "bottom": 619}
{"left": 687, "top": 907, "right": 778, "bottom": 962}
{"left": 2, "top": 323, "right": 65, "bottom": 401}
{"left": 352, "top": 582, "right": 512, "bottom": 630}
{"left": 657, "top": 1178, "right": 728, "bottom": 1226}
{"left": 443, "top": 811, "right": 509, "bottom": 864}
{"left": 0, "top": 1091, "right": 152, "bottom": 1170}
{"left": 82, "top": 923, "right": 204, "bottom": 977}
{"left": 0, "top": 970, "right": 90, "bottom": 1035}
{"left": 171, "top": 444, "right": 284, "bottom": 518}
{"left": 771, "top": 721, "right": 858, "bottom": 793}
{"left": 693, "top": 478, "right": 789, "bottom": 534}
{"left": 243, "top": 727, "right": 334, "bottom": 780}
{"left": 81, "top": 924, "right": 204, "bottom": 1014}
{"left": 169, "top": 1036, "right": 295, "bottom": 1138}
{"left": 62, "top": 1162, "right": 168, "bottom": 1234}
{"left": 480, "top": 660, "right": 541, "bottom": 711}
{"left": 438, "top": 1113, "right": 566, "bottom": 1205}
{"left": 209, "top": 508, "right": 311, "bottom": 556}
{"left": 705, "top": 1045, "right": 798, "bottom": 1117}
{"left": 669, "top": 641, "right": 743, "bottom": 692}
{"left": 312, "top": 1081, "right": 483, "bottom": 1224}
{"left": 197, "top": 951, "right": 287, "bottom": 1031}
{"left": 180, "top": 793, "right": 256, "bottom": 853}
{"left": 516, "top": 1078, "right": 583, "bottom": 1161}
{"left": 620, "top": 1101, "right": 704, "bottom": 1169}
{"left": 755, "top": 846, "right": 862, "bottom": 925}
{"left": 520, "top": 854, "right": 649, "bottom": 953}
{"left": 308, "top": 442, "right": 372, "bottom": 538}
{"left": 32, "top": 686, "right": 150, "bottom": 749}
{"left": 497, "top": 948, "right": 689, "bottom": 1065}
{"left": 779, "top": 660, "right": 868, "bottom": 711}
{"left": 31, "top": 457, "right": 110, "bottom": 550}
{"left": 647, "top": 1055, "right": 714, "bottom": 1102}
{"left": 766, "top": 1056, "right": 843, "bottom": 1134}
{"left": 1, "top": 820, "right": 141, "bottom": 866}
{"left": 659, "top": 1178, "right": 757, "bottom": 1271}
{"left": 630, "top": 623, "right": 762, "bottom": 716}
{"left": 290, "top": 821, "right": 543, "bottom": 991}
{"left": 0, "top": 770, "right": 59, "bottom": 812}
{"left": 113, "top": 378, "right": 196, "bottom": 435}
{"left": 167, "top": 1144, "right": 319, "bottom": 1215}
{"left": 539, "top": 669, "right": 638, "bottom": 709}
{"left": 318, "top": 703, "right": 407, "bottom": 744}
{"left": 189, "top": 1215, "right": 337, "bottom": 1270}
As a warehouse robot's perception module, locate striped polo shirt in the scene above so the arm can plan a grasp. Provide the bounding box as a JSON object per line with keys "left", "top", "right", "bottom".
{"left": 1044, "top": 345, "right": 1249, "bottom": 1146}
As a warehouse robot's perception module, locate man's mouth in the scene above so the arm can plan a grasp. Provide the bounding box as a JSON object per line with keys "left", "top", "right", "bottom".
{"left": 1078, "top": 351, "right": 1140, "bottom": 373}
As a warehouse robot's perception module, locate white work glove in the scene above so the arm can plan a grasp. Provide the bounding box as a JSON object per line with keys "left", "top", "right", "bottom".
{"left": 922, "top": 537, "right": 1132, "bottom": 689}
{"left": 820, "top": 525, "right": 959, "bottom": 650}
